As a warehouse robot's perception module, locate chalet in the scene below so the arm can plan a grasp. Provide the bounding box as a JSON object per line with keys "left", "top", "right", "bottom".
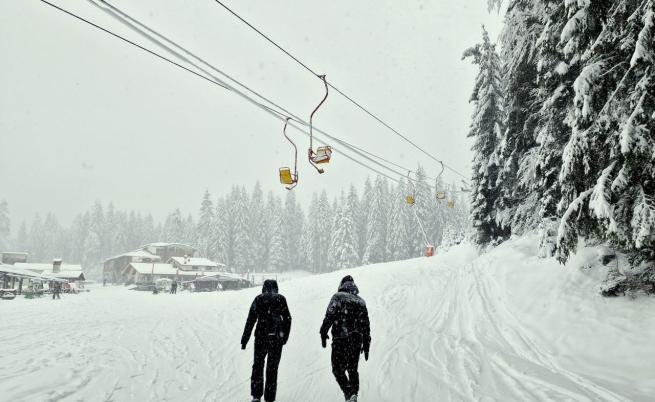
{"left": 142, "top": 243, "right": 196, "bottom": 263}
{"left": 15, "top": 259, "right": 86, "bottom": 283}
{"left": 123, "top": 262, "right": 219, "bottom": 284}
{"left": 122, "top": 263, "right": 178, "bottom": 284}
{"left": 103, "top": 250, "right": 161, "bottom": 283}
{"left": 103, "top": 243, "right": 196, "bottom": 284}
{"left": 1, "top": 262, "right": 68, "bottom": 295}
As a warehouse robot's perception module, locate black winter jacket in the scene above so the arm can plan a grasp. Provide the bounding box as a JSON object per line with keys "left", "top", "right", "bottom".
{"left": 320, "top": 277, "right": 371, "bottom": 351}
{"left": 241, "top": 280, "right": 292, "bottom": 346}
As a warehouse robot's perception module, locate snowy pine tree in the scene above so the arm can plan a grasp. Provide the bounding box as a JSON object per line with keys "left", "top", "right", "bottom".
{"left": 14, "top": 221, "right": 28, "bottom": 252}
{"left": 328, "top": 187, "right": 359, "bottom": 270}
{"left": 356, "top": 177, "right": 373, "bottom": 264}
{"left": 387, "top": 180, "right": 412, "bottom": 260}
{"left": 196, "top": 190, "right": 214, "bottom": 258}
{"left": 557, "top": 0, "right": 655, "bottom": 273}
{"left": 363, "top": 176, "right": 390, "bottom": 263}
{"left": 463, "top": 27, "right": 506, "bottom": 245}
{"left": 233, "top": 187, "right": 254, "bottom": 273}
{"left": 282, "top": 191, "right": 304, "bottom": 271}
{"left": 249, "top": 182, "right": 267, "bottom": 271}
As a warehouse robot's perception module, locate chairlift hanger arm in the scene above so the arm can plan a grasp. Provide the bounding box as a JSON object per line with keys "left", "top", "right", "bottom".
{"left": 282, "top": 117, "right": 298, "bottom": 190}
{"left": 308, "top": 75, "right": 329, "bottom": 174}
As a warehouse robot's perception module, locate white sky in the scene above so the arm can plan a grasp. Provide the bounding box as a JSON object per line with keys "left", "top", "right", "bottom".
{"left": 0, "top": 0, "right": 502, "bottom": 229}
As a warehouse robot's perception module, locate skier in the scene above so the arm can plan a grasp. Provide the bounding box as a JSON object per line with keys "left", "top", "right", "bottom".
{"left": 320, "top": 275, "right": 371, "bottom": 402}
{"left": 170, "top": 281, "right": 178, "bottom": 294}
{"left": 241, "top": 279, "right": 292, "bottom": 402}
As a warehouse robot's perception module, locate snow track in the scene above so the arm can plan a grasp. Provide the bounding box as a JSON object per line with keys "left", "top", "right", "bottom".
{"left": 1, "top": 238, "right": 653, "bottom": 401}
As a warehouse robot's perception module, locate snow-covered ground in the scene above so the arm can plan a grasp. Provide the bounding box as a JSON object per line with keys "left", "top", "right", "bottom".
{"left": 1, "top": 237, "right": 654, "bottom": 402}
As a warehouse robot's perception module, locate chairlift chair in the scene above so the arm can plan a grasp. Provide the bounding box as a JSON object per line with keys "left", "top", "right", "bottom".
{"left": 406, "top": 171, "right": 416, "bottom": 205}
{"left": 308, "top": 75, "right": 332, "bottom": 173}
{"left": 279, "top": 118, "right": 298, "bottom": 190}
{"left": 435, "top": 161, "right": 447, "bottom": 201}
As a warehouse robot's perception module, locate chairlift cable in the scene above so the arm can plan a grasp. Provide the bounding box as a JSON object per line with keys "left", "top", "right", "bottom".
{"left": 38, "top": 0, "right": 229, "bottom": 91}
{"left": 212, "top": 0, "right": 470, "bottom": 184}
{"left": 91, "top": 0, "right": 419, "bottom": 181}
{"left": 88, "top": 0, "right": 429, "bottom": 183}
{"left": 38, "top": 0, "right": 421, "bottom": 188}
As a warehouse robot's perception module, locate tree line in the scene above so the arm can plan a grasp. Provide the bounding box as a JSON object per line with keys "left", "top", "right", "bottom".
{"left": 0, "top": 170, "right": 468, "bottom": 277}
{"left": 468, "top": 1, "right": 654, "bottom": 286}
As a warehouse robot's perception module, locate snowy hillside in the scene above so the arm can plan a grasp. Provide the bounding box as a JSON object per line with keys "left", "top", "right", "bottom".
{"left": 1, "top": 237, "right": 654, "bottom": 402}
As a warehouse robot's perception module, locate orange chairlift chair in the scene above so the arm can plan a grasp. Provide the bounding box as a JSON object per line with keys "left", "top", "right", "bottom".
{"left": 308, "top": 75, "right": 332, "bottom": 173}
{"left": 279, "top": 118, "right": 299, "bottom": 190}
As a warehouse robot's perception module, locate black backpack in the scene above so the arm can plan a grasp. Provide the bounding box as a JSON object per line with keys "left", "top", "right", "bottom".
{"left": 265, "top": 305, "right": 286, "bottom": 340}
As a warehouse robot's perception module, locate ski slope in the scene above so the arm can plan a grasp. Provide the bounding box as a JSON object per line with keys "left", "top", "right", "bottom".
{"left": 1, "top": 236, "right": 654, "bottom": 401}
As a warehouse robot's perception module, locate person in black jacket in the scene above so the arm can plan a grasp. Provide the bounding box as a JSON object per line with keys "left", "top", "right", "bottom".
{"left": 241, "top": 279, "right": 292, "bottom": 402}
{"left": 320, "top": 275, "right": 371, "bottom": 402}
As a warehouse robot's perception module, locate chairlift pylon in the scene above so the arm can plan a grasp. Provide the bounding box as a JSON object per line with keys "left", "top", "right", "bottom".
{"left": 279, "top": 117, "right": 298, "bottom": 190}
{"left": 308, "top": 75, "right": 332, "bottom": 174}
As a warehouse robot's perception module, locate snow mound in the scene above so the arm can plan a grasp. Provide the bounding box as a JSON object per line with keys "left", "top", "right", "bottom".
{"left": 1, "top": 236, "right": 653, "bottom": 401}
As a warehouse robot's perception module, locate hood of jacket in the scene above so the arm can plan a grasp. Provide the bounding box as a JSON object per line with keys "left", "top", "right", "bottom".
{"left": 337, "top": 275, "right": 359, "bottom": 295}
{"left": 262, "top": 279, "right": 279, "bottom": 294}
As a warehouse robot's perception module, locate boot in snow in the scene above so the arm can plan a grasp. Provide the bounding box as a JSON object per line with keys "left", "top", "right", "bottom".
{"left": 251, "top": 398, "right": 261, "bottom": 402}
{"left": 347, "top": 395, "right": 358, "bottom": 402}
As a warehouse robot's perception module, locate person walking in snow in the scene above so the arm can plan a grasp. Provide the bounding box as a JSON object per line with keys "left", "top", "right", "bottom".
{"left": 170, "top": 281, "right": 177, "bottom": 294}
{"left": 241, "top": 279, "right": 292, "bottom": 402}
{"left": 52, "top": 282, "right": 61, "bottom": 300}
{"left": 320, "top": 275, "right": 371, "bottom": 402}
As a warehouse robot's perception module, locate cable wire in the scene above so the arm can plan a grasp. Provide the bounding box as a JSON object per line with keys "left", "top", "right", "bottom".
{"left": 37, "top": 1, "right": 230, "bottom": 91}
{"left": 87, "top": 0, "right": 422, "bottom": 183}
{"left": 212, "top": 0, "right": 471, "bottom": 183}
{"left": 39, "top": 0, "right": 414, "bottom": 188}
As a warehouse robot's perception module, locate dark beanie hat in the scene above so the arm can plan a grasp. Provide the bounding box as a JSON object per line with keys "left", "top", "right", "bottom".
{"left": 340, "top": 275, "right": 354, "bottom": 285}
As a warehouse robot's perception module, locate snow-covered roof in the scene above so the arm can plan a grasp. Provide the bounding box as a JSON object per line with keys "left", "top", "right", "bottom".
{"left": 128, "top": 263, "right": 179, "bottom": 275}
{"left": 105, "top": 250, "right": 161, "bottom": 262}
{"left": 15, "top": 263, "right": 83, "bottom": 272}
{"left": 169, "top": 257, "right": 224, "bottom": 267}
{"left": 51, "top": 271, "right": 85, "bottom": 280}
{"left": 142, "top": 242, "right": 196, "bottom": 249}
{"left": 0, "top": 265, "right": 68, "bottom": 282}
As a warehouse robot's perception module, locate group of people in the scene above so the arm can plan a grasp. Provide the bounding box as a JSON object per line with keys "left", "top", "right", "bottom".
{"left": 241, "top": 275, "right": 370, "bottom": 402}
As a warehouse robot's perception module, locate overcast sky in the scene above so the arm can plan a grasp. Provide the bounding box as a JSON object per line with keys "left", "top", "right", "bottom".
{"left": 0, "top": 0, "right": 502, "bottom": 230}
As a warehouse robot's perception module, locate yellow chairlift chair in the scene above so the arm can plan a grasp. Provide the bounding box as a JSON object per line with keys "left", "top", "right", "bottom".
{"left": 406, "top": 171, "right": 416, "bottom": 205}
{"left": 279, "top": 118, "right": 298, "bottom": 190}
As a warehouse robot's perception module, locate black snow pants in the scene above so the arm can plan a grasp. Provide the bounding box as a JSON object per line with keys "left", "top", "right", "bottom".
{"left": 251, "top": 337, "right": 284, "bottom": 401}
{"left": 331, "top": 333, "right": 363, "bottom": 399}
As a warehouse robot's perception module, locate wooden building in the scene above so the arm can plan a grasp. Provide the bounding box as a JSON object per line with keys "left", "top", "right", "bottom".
{"left": 103, "top": 243, "right": 196, "bottom": 284}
